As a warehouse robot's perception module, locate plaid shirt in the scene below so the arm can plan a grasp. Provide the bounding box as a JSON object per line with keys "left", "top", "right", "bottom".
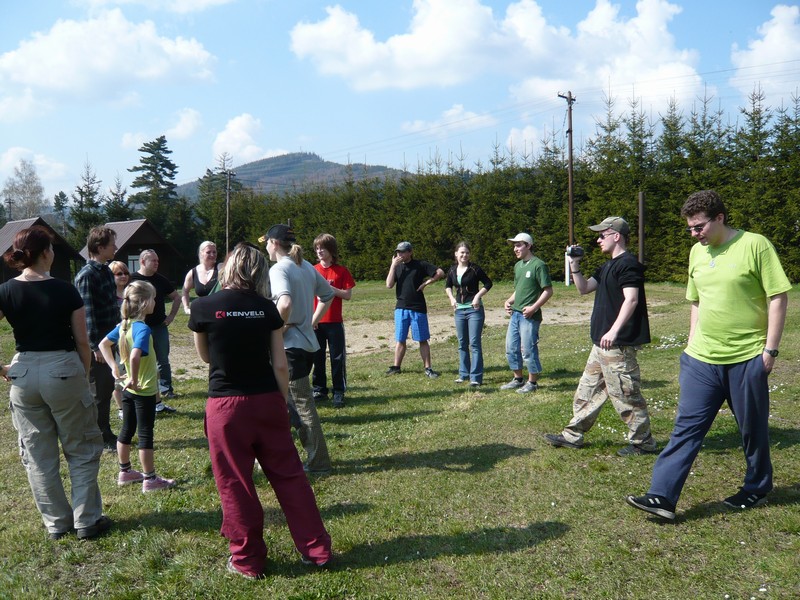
{"left": 74, "top": 259, "right": 119, "bottom": 351}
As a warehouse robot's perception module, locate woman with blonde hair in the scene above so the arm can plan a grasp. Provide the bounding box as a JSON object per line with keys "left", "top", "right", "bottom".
{"left": 189, "top": 242, "right": 332, "bottom": 578}
{"left": 181, "top": 241, "right": 221, "bottom": 313}
{"left": 262, "top": 224, "right": 335, "bottom": 475}
{"left": 99, "top": 280, "right": 176, "bottom": 493}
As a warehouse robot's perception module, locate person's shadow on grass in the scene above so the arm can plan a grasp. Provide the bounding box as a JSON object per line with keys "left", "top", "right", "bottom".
{"left": 285, "top": 521, "right": 570, "bottom": 571}
{"left": 331, "top": 442, "right": 533, "bottom": 475}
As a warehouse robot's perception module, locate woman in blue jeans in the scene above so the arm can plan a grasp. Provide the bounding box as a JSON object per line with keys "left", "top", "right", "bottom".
{"left": 445, "top": 242, "right": 493, "bottom": 386}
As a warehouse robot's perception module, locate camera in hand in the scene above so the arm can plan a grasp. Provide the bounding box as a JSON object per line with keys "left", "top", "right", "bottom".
{"left": 566, "top": 245, "right": 584, "bottom": 258}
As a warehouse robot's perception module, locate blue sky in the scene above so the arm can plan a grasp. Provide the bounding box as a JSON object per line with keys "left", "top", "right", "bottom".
{"left": 2, "top": 0, "right": 799, "bottom": 200}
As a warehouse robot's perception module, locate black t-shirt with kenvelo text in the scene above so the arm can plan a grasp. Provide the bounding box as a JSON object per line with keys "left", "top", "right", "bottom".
{"left": 188, "top": 289, "right": 284, "bottom": 397}
{"left": 393, "top": 259, "right": 439, "bottom": 313}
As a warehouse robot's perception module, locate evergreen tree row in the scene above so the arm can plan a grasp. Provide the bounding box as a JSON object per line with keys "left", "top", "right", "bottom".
{"left": 203, "top": 89, "right": 799, "bottom": 283}
{"left": 14, "top": 88, "right": 797, "bottom": 285}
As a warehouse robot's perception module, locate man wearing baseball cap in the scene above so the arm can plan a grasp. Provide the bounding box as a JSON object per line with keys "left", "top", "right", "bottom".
{"left": 501, "top": 232, "right": 553, "bottom": 393}
{"left": 385, "top": 241, "right": 445, "bottom": 378}
{"left": 544, "top": 216, "right": 658, "bottom": 456}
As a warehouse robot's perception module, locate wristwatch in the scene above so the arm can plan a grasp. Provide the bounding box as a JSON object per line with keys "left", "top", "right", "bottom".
{"left": 764, "top": 348, "right": 779, "bottom": 357}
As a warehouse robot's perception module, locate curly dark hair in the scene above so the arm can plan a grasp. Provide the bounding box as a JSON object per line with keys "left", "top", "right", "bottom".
{"left": 681, "top": 190, "right": 727, "bottom": 223}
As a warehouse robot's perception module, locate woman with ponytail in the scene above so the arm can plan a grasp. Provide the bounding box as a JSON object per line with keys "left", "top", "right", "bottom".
{"left": 188, "top": 242, "right": 332, "bottom": 578}
{"left": 0, "top": 226, "right": 109, "bottom": 540}
{"left": 99, "top": 280, "right": 176, "bottom": 493}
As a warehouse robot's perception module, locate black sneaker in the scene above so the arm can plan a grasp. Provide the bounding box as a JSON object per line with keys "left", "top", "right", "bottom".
{"left": 301, "top": 554, "right": 332, "bottom": 568}
{"left": 424, "top": 368, "right": 440, "bottom": 379}
{"left": 544, "top": 433, "right": 584, "bottom": 449}
{"left": 155, "top": 401, "right": 176, "bottom": 414}
{"left": 625, "top": 494, "right": 676, "bottom": 521}
{"left": 332, "top": 392, "right": 345, "bottom": 409}
{"left": 723, "top": 489, "right": 767, "bottom": 510}
{"left": 77, "top": 515, "right": 113, "bottom": 540}
{"left": 313, "top": 390, "right": 328, "bottom": 401}
{"left": 386, "top": 366, "right": 401, "bottom": 375}
{"left": 48, "top": 529, "right": 72, "bottom": 541}
{"left": 617, "top": 444, "right": 660, "bottom": 457}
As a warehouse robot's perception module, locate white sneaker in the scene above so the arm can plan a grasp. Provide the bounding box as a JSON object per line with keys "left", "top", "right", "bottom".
{"left": 500, "top": 378, "right": 524, "bottom": 390}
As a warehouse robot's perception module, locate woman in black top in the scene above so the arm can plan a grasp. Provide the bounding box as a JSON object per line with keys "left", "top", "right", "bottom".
{"left": 188, "top": 242, "right": 332, "bottom": 579}
{"left": 181, "top": 240, "right": 221, "bottom": 313}
{"left": 0, "top": 226, "right": 109, "bottom": 540}
{"left": 444, "top": 241, "right": 493, "bottom": 386}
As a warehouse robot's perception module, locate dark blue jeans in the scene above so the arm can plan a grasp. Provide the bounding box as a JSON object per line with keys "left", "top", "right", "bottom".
{"left": 649, "top": 352, "right": 772, "bottom": 505}
{"left": 312, "top": 322, "right": 347, "bottom": 395}
{"left": 150, "top": 323, "right": 173, "bottom": 395}
{"left": 454, "top": 307, "right": 485, "bottom": 383}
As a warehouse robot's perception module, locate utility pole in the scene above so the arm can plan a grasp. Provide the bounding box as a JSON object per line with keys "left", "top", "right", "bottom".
{"left": 558, "top": 91, "right": 576, "bottom": 285}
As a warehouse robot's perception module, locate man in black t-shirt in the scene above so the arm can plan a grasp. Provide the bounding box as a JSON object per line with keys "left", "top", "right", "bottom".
{"left": 385, "top": 241, "right": 445, "bottom": 378}
{"left": 544, "top": 217, "right": 658, "bottom": 456}
{"left": 130, "top": 249, "right": 180, "bottom": 412}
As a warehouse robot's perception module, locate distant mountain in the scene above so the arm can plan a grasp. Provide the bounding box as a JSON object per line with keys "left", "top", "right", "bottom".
{"left": 176, "top": 152, "right": 407, "bottom": 202}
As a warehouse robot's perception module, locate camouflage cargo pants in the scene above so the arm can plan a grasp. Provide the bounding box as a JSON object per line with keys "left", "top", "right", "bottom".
{"left": 561, "top": 345, "right": 655, "bottom": 448}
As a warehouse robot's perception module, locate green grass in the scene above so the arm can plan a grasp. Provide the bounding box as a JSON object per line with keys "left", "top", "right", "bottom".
{"left": 0, "top": 283, "right": 798, "bottom": 599}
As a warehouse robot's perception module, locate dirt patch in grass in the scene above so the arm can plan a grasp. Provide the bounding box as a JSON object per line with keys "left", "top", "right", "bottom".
{"left": 168, "top": 304, "right": 594, "bottom": 382}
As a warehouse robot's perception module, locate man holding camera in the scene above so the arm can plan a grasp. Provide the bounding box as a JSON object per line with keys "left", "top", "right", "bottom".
{"left": 545, "top": 217, "right": 657, "bottom": 455}
{"left": 386, "top": 241, "right": 445, "bottom": 378}
{"left": 627, "top": 191, "right": 790, "bottom": 521}
{"left": 502, "top": 233, "right": 553, "bottom": 393}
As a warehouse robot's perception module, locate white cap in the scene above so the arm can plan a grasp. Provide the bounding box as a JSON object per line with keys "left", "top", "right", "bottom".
{"left": 507, "top": 233, "right": 533, "bottom": 245}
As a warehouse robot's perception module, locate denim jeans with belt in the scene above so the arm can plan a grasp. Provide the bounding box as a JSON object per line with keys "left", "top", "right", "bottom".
{"left": 505, "top": 310, "right": 542, "bottom": 375}
{"left": 454, "top": 306, "right": 485, "bottom": 383}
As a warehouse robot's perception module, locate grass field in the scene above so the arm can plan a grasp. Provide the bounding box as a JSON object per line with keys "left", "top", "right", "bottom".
{"left": 0, "top": 281, "right": 798, "bottom": 599}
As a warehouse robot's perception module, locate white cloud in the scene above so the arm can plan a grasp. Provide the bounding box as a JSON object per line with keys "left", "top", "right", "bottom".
{"left": 731, "top": 4, "right": 800, "bottom": 101}
{"left": 1, "top": 147, "right": 68, "bottom": 187}
{"left": 402, "top": 104, "right": 498, "bottom": 136}
{"left": 290, "top": 0, "right": 502, "bottom": 91}
{"left": 510, "top": 0, "right": 701, "bottom": 111}
{"left": 506, "top": 125, "right": 541, "bottom": 155}
{"left": 0, "top": 89, "right": 50, "bottom": 123}
{"left": 290, "top": 0, "right": 704, "bottom": 116}
{"left": 0, "top": 9, "right": 214, "bottom": 111}
{"left": 213, "top": 114, "right": 276, "bottom": 165}
{"left": 166, "top": 108, "right": 202, "bottom": 140}
{"left": 77, "top": 0, "right": 234, "bottom": 14}
{"left": 121, "top": 132, "right": 148, "bottom": 150}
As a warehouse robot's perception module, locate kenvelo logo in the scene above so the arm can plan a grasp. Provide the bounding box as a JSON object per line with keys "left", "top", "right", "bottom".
{"left": 215, "top": 310, "right": 266, "bottom": 319}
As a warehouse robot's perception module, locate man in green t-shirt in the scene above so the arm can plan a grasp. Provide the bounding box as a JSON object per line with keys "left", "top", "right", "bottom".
{"left": 501, "top": 233, "right": 553, "bottom": 393}
{"left": 627, "top": 190, "right": 791, "bottom": 521}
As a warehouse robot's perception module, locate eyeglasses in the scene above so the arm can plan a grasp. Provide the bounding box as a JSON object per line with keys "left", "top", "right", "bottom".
{"left": 597, "top": 231, "right": 616, "bottom": 240}
{"left": 685, "top": 219, "right": 712, "bottom": 233}
{"left": 113, "top": 272, "right": 129, "bottom": 277}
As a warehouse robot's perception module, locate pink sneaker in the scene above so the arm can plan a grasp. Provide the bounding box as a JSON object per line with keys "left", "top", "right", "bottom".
{"left": 118, "top": 469, "right": 145, "bottom": 486}
{"left": 142, "top": 475, "right": 176, "bottom": 493}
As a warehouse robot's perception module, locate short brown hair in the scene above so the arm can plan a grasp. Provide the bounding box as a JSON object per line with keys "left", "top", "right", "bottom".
{"left": 313, "top": 233, "right": 339, "bottom": 263}
{"left": 86, "top": 226, "right": 116, "bottom": 256}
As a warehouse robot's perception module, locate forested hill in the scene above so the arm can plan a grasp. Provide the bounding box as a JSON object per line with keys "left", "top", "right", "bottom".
{"left": 176, "top": 152, "right": 405, "bottom": 201}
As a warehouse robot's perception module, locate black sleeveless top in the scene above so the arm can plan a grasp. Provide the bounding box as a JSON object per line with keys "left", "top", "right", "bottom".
{"left": 193, "top": 265, "right": 219, "bottom": 297}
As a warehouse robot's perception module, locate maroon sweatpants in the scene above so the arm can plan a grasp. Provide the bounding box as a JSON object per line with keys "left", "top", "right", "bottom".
{"left": 205, "top": 391, "right": 331, "bottom": 577}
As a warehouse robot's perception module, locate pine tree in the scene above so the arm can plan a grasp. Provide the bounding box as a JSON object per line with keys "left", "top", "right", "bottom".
{"left": 69, "top": 161, "right": 105, "bottom": 248}
{"left": 128, "top": 135, "right": 179, "bottom": 232}
{"left": 104, "top": 175, "right": 135, "bottom": 222}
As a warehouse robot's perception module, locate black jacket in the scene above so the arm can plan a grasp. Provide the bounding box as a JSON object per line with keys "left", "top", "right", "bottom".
{"left": 445, "top": 263, "right": 493, "bottom": 305}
